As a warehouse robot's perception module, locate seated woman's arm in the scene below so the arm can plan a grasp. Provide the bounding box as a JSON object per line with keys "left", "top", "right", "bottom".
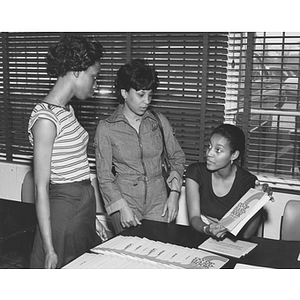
{"left": 186, "top": 178, "right": 205, "bottom": 232}
{"left": 186, "top": 178, "right": 227, "bottom": 238}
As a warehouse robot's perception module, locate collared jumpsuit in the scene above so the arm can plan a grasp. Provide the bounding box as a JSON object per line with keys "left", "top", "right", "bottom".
{"left": 94, "top": 104, "right": 185, "bottom": 234}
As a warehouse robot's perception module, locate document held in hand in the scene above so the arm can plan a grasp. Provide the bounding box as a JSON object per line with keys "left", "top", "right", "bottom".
{"left": 218, "top": 188, "right": 270, "bottom": 236}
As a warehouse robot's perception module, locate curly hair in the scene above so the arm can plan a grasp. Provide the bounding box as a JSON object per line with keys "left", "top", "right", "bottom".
{"left": 47, "top": 35, "right": 104, "bottom": 77}
{"left": 114, "top": 58, "right": 159, "bottom": 103}
{"left": 211, "top": 124, "right": 246, "bottom": 161}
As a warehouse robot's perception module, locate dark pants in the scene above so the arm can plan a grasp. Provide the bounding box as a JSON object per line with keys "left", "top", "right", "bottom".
{"left": 30, "top": 180, "right": 101, "bottom": 268}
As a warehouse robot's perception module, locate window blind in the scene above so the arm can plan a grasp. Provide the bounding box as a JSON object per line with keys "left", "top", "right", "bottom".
{"left": 0, "top": 34, "right": 5, "bottom": 160}
{"left": 0, "top": 32, "right": 228, "bottom": 169}
{"left": 226, "top": 32, "right": 300, "bottom": 188}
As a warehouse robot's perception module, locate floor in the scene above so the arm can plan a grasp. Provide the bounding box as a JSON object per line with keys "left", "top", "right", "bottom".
{"left": 0, "top": 228, "right": 35, "bottom": 269}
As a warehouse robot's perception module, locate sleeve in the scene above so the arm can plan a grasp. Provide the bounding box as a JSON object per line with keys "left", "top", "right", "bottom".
{"left": 28, "top": 105, "right": 59, "bottom": 146}
{"left": 185, "top": 163, "right": 200, "bottom": 183}
{"left": 158, "top": 112, "right": 186, "bottom": 177}
{"left": 94, "top": 120, "right": 128, "bottom": 215}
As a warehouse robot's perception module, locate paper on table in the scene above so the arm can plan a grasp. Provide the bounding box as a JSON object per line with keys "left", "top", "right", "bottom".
{"left": 90, "top": 235, "right": 229, "bottom": 269}
{"left": 219, "top": 188, "right": 270, "bottom": 236}
{"left": 178, "top": 248, "right": 229, "bottom": 269}
{"left": 234, "top": 263, "right": 273, "bottom": 269}
{"left": 198, "top": 237, "right": 258, "bottom": 258}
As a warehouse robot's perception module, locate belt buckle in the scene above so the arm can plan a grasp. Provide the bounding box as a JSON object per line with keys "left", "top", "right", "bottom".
{"left": 137, "top": 176, "right": 148, "bottom": 182}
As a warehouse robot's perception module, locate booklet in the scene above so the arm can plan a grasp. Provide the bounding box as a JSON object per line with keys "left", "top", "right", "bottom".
{"left": 198, "top": 237, "right": 258, "bottom": 258}
{"left": 91, "top": 235, "right": 229, "bottom": 269}
{"left": 218, "top": 188, "right": 270, "bottom": 236}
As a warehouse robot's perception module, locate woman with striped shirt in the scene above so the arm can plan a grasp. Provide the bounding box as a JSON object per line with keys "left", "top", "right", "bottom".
{"left": 28, "top": 35, "right": 107, "bottom": 269}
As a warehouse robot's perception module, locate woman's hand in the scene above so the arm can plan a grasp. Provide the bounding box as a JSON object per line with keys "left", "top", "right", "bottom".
{"left": 119, "top": 205, "right": 141, "bottom": 229}
{"left": 162, "top": 193, "right": 179, "bottom": 223}
{"left": 44, "top": 251, "right": 58, "bottom": 269}
{"left": 207, "top": 223, "right": 228, "bottom": 239}
{"left": 95, "top": 218, "right": 108, "bottom": 242}
{"left": 255, "top": 180, "right": 274, "bottom": 202}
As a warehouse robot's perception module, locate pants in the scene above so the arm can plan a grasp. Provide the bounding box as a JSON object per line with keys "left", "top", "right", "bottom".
{"left": 30, "top": 180, "right": 101, "bottom": 268}
{"left": 111, "top": 174, "right": 169, "bottom": 234}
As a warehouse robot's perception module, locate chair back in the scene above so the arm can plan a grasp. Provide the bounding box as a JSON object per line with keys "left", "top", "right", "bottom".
{"left": 21, "top": 171, "right": 35, "bottom": 203}
{"left": 90, "top": 175, "right": 106, "bottom": 214}
{"left": 281, "top": 200, "right": 300, "bottom": 241}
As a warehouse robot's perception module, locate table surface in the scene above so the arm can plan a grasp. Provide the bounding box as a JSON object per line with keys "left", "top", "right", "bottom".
{"left": 0, "top": 198, "right": 37, "bottom": 242}
{"left": 3, "top": 198, "right": 299, "bottom": 269}
{"left": 120, "top": 219, "right": 300, "bottom": 269}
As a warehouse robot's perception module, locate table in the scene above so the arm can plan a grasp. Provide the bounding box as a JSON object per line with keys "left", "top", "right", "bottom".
{"left": 119, "top": 219, "right": 300, "bottom": 269}
{"left": 0, "top": 198, "right": 37, "bottom": 241}
{"left": 0, "top": 198, "right": 37, "bottom": 268}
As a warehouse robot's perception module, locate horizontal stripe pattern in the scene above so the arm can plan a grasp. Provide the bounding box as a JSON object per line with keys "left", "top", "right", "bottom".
{"left": 28, "top": 103, "right": 90, "bottom": 183}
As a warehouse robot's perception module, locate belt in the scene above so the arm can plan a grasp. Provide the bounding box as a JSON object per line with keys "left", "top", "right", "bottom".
{"left": 117, "top": 173, "right": 161, "bottom": 185}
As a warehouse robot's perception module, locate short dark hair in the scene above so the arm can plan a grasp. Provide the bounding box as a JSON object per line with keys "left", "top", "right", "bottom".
{"left": 114, "top": 58, "right": 159, "bottom": 103}
{"left": 211, "top": 123, "right": 245, "bottom": 160}
{"left": 47, "top": 35, "right": 104, "bottom": 77}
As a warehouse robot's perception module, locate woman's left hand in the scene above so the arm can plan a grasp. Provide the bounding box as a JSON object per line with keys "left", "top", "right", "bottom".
{"left": 95, "top": 217, "right": 108, "bottom": 242}
{"left": 255, "top": 180, "right": 275, "bottom": 202}
{"left": 162, "top": 193, "right": 179, "bottom": 223}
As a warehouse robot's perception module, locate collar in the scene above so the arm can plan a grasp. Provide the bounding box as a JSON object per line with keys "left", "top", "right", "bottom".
{"left": 106, "top": 104, "right": 157, "bottom": 124}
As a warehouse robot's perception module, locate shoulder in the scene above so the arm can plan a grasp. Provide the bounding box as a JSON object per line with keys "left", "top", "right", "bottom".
{"left": 237, "top": 165, "right": 256, "bottom": 178}
{"left": 186, "top": 162, "right": 206, "bottom": 177}
{"left": 186, "top": 162, "right": 203, "bottom": 171}
{"left": 95, "top": 118, "right": 111, "bottom": 137}
{"left": 149, "top": 110, "right": 170, "bottom": 124}
{"left": 29, "top": 103, "right": 59, "bottom": 128}
{"left": 236, "top": 165, "right": 257, "bottom": 187}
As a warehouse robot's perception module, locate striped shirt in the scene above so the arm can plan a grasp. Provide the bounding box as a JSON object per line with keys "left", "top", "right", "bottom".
{"left": 28, "top": 102, "right": 90, "bottom": 184}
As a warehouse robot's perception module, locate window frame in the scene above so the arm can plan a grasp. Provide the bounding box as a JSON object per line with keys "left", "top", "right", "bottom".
{"left": 226, "top": 32, "right": 300, "bottom": 192}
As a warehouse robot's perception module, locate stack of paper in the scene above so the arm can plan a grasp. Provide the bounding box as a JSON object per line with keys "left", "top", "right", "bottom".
{"left": 219, "top": 188, "right": 270, "bottom": 235}
{"left": 198, "top": 237, "right": 258, "bottom": 258}
{"left": 90, "top": 235, "right": 229, "bottom": 269}
{"left": 63, "top": 251, "right": 177, "bottom": 269}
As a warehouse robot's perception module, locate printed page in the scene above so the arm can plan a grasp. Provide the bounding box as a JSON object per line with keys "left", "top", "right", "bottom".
{"left": 198, "top": 237, "right": 258, "bottom": 258}
{"left": 219, "top": 188, "right": 270, "bottom": 235}
{"left": 178, "top": 248, "right": 229, "bottom": 269}
{"left": 88, "top": 235, "right": 229, "bottom": 269}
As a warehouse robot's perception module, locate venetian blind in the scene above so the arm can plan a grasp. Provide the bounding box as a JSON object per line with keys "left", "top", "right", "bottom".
{"left": 226, "top": 32, "right": 300, "bottom": 189}
{"left": 0, "top": 35, "right": 4, "bottom": 160}
{"left": 0, "top": 32, "right": 228, "bottom": 168}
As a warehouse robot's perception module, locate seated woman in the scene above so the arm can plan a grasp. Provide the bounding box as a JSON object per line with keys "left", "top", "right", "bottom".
{"left": 185, "top": 123, "right": 268, "bottom": 240}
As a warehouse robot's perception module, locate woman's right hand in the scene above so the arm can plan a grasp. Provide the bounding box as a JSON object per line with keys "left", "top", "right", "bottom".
{"left": 119, "top": 206, "right": 141, "bottom": 229}
{"left": 207, "top": 223, "right": 228, "bottom": 239}
{"left": 45, "top": 251, "right": 58, "bottom": 269}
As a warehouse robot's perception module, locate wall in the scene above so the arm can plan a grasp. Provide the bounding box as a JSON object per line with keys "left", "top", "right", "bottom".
{"left": 1, "top": 161, "right": 300, "bottom": 240}
{"left": 0, "top": 162, "right": 31, "bottom": 201}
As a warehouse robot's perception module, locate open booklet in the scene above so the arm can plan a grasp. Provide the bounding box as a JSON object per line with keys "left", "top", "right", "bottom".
{"left": 218, "top": 188, "right": 270, "bottom": 236}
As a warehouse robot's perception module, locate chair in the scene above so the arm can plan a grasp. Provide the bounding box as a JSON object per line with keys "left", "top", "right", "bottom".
{"left": 91, "top": 176, "right": 106, "bottom": 214}
{"left": 90, "top": 174, "right": 115, "bottom": 238}
{"left": 175, "top": 186, "right": 189, "bottom": 226}
{"left": 21, "top": 171, "right": 35, "bottom": 203}
{"left": 281, "top": 200, "right": 300, "bottom": 241}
